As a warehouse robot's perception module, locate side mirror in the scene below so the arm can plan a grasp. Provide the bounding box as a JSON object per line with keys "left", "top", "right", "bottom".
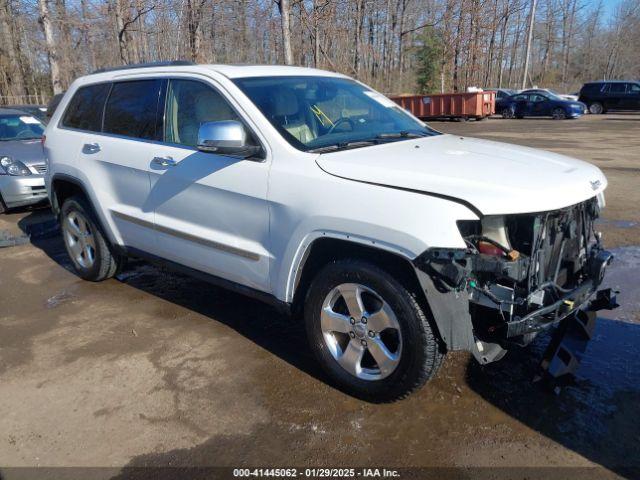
{"left": 197, "top": 120, "right": 261, "bottom": 158}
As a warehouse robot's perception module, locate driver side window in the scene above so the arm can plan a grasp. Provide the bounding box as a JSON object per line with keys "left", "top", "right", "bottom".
{"left": 164, "top": 79, "right": 241, "bottom": 148}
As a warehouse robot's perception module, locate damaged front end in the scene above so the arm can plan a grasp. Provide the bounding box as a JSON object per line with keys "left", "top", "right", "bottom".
{"left": 414, "top": 196, "right": 619, "bottom": 364}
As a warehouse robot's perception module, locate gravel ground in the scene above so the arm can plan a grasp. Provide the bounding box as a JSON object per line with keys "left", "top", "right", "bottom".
{"left": 0, "top": 114, "right": 638, "bottom": 480}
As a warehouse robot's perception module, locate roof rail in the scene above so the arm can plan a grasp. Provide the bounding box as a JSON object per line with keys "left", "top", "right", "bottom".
{"left": 92, "top": 60, "right": 195, "bottom": 74}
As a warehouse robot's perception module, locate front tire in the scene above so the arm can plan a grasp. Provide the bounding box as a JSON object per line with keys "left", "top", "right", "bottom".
{"left": 0, "top": 194, "right": 7, "bottom": 214}
{"left": 60, "top": 196, "right": 120, "bottom": 281}
{"left": 552, "top": 108, "right": 567, "bottom": 120}
{"left": 304, "top": 259, "right": 444, "bottom": 402}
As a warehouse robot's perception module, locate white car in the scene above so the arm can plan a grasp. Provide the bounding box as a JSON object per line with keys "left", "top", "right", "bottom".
{"left": 44, "top": 62, "right": 615, "bottom": 401}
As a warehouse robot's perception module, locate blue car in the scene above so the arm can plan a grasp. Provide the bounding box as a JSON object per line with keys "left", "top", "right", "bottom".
{"left": 502, "top": 91, "right": 586, "bottom": 119}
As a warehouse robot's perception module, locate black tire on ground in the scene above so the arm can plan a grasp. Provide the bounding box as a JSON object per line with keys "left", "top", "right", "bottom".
{"left": 502, "top": 106, "right": 515, "bottom": 119}
{"left": 60, "top": 195, "right": 121, "bottom": 281}
{"left": 0, "top": 193, "right": 7, "bottom": 214}
{"left": 589, "top": 102, "right": 604, "bottom": 115}
{"left": 304, "top": 259, "right": 444, "bottom": 402}
{"left": 552, "top": 108, "right": 567, "bottom": 120}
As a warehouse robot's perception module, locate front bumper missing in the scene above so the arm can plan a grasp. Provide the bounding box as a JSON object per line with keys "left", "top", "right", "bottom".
{"left": 413, "top": 246, "right": 618, "bottom": 364}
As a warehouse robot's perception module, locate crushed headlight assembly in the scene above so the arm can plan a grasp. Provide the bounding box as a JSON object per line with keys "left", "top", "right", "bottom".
{"left": 0, "top": 155, "right": 32, "bottom": 176}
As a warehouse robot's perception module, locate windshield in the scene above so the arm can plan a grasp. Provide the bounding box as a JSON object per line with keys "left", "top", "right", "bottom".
{"left": 543, "top": 90, "right": 564, "bottom": 101}
{"left": 233, "top": 76, "right": 440, "bottom": 152}
{"left": 0, "top": 114, "right": 45, "bottom": 141}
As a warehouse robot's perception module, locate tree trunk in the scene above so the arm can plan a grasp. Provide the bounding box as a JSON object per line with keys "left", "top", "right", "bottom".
{"left": 0, "top": 0, "right": 28, "bottom": 98}
{"left": 277, "top": 0, "right": 294, "bottom": 65}
{"left": 522, "top": 0, "right": 537, "bottom": 89}
{"left": 38, "top": 0, "right": 64, "bottom": 94}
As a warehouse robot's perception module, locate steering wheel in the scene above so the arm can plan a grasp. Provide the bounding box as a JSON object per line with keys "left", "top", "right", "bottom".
{"left": 327, "top": 117, "right": 355, "bottom": 135}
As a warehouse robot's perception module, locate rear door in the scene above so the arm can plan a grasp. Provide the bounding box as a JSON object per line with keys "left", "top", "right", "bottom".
{"left": 606, "top": 83, "right": 626, "bottom": 110}
{"left": 147, "top": 77, "right": 271, "bottom": 292}
{"left": 511, "top": 94, "right": 528, "bottom": 116}
{"left": 623, "top": 83, "right": 640, "bottom": 110}
{"left": 78, "top": 79, "right": 164, "bottom": 250}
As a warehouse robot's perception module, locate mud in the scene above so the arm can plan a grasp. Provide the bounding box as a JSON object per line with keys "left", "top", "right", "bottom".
{"left": 0, "top": 114, "right": 639, "bottom": 479}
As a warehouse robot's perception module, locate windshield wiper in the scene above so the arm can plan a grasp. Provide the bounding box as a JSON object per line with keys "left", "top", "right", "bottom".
{"left": 308, "top": 132, "right": 429, "bottom": 154}
{"left": 308, "top": 140, "right": 378, "bottom": 154}
{"left": 376, "top": 131, "right": 429, "bottom": 140}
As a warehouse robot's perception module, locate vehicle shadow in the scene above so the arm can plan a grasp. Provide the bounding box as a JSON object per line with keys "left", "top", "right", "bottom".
{"left": 466, "top": 317, "right": 640, "bottom": 479}
{"left": 24, "top": 222, "right": 326, "bottom": 387}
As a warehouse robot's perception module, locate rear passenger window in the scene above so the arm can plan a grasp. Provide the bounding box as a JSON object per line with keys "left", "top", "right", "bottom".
{"left": 103, "top": 80, "right": 162, "bottom": 140}
{"left": 609, "top": 83, "right": 626, "bottom": 94}
{"left": 62, "top": 84, "right": 110, "bottom": 131}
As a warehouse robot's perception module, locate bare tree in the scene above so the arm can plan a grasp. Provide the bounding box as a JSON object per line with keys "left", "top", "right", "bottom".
{"left": 38, "top": 0, "right": 64, "bottom": 94}
{"left": 276, "top": 0, "right": 294, "bottom": 65}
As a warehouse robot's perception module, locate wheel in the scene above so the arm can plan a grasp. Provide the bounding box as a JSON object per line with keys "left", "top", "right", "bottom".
{"left": 0, "top": 193, "right": 7, "bottom": 214}
{"left": 589, "top": 102, "right": 604, "bottom": 114}
{"left": 502, "top": 106, "right": 515, "bottom": 119}
{"left": 304, "top": 259, "right": 444, "bottom": 402}
{"left": 552, "top": 108, "right": 567, "bottom": 120}
{"left": 60, "top": 195, "right": 120, "bottom": 281}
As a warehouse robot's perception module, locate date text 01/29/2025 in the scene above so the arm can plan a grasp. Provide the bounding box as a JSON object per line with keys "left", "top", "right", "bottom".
{"left": 232, "top": 468, "right": 400, "bottom": 478}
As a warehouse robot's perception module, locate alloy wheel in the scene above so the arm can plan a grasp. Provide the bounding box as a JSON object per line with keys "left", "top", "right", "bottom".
{"left": 320, "top": 283, "right": 402, "bottom": 381}
{"left": 589, "top": 103, "right": 603, "bottom": 114}
{"left": 63, "top": 210, "right": 96, "bottom": 269}
{"left": 552, "top": 108, "right": 566, "bottom": 120}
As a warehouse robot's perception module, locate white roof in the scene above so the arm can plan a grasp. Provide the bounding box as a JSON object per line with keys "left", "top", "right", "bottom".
{"left": 77, "top": 64, "right": 348, "bottom": 85}
{"left": 202, "top": 64, "right": 348, "bottom": 79}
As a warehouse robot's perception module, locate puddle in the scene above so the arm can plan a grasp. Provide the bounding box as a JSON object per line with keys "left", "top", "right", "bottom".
{"left": 603, "top": 246, "right": 640, "bottom": 323}
{"left": 596, "top": 218, "right": 638, "bottom": 229}
{"left": 45, "top": 291, "right": 76, "bottom": 309}
{"left": 0, "top": 229, "right": 29, "bottom": 248}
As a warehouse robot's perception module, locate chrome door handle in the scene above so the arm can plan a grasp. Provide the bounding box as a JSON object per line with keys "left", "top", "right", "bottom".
{"left": 83, "top": 142, "right": 100, "bottom": 154}
{"left": 151, "top": 156, "right": 177, "bottom": 167}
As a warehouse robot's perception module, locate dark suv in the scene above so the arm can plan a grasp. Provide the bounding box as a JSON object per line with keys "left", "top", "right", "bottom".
{"left": 579, "top": 81, "right": 640, "bottom": 114}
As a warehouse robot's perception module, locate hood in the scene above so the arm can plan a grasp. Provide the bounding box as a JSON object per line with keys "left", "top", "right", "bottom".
{"left": 0, "top": 139, "right": 45, "bottom": 167}
{"left": 315, "top": 134, "right": 607, "bottom": 216}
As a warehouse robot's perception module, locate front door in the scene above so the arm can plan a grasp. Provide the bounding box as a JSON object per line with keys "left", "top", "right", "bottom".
{"left": 148, "top": 78, "right": 271, "bottom": 293}
{"left": 529, "top": 94, "right": 550, "bottom": 116}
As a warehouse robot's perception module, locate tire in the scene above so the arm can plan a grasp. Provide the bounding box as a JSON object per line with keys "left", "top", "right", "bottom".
{"left": 304, "top": 259, "right": 444, "bottom": 402}
{"left": 60, "top": 195, "right": 120, "bottom": 281}
{"left": 552, "top": 108, "right": 566, "bottom": 120}
{"left": 589, "top": 102, "right": 604, "bottom": 114}
{"left": 0, "top": 193, "right": 7, "bottom": 214}
{"left": 502, "top": 106, "right": 515, "bottom": 119}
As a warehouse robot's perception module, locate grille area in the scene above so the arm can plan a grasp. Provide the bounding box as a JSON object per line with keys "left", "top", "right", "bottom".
{"left": 32, "top": 164, "right": 47, "bottom": 174}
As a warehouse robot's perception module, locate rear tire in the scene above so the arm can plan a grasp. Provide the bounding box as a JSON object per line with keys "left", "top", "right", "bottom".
{"left": 589, "top": 102, "right": 604, "bottom": 114}
{"left": 502, "top": 106, "right": 515, "bottom": 119}
{"left": 60, "top": 195, "right": 120, "bottom": 281}
{"left": 304, "top": 259, "right": 444, "bottom": 402}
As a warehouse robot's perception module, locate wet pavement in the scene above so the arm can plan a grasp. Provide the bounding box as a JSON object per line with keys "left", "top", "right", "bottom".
{"left": 0, "top": 114, "right": 639, "bottom": 479}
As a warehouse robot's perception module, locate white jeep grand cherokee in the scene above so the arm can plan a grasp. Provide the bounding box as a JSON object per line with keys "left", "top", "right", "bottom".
{"left": 44, "top": 62, "right": 614, "bottom": 401}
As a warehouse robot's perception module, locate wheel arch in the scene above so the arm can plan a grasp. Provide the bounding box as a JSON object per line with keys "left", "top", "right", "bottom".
{"left": 290, "top": 236, "right": 426, "bottom": 317}
{"left": 50, "top": 174, "right": 120, "bottom": 249}
{"left": 50, "top": 174, "right": 88, "bottom": 215}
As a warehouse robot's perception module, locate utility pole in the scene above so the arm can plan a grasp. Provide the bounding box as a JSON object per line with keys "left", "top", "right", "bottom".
{"left": 521, "top": 0, "right": 538, "bottom": 90}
